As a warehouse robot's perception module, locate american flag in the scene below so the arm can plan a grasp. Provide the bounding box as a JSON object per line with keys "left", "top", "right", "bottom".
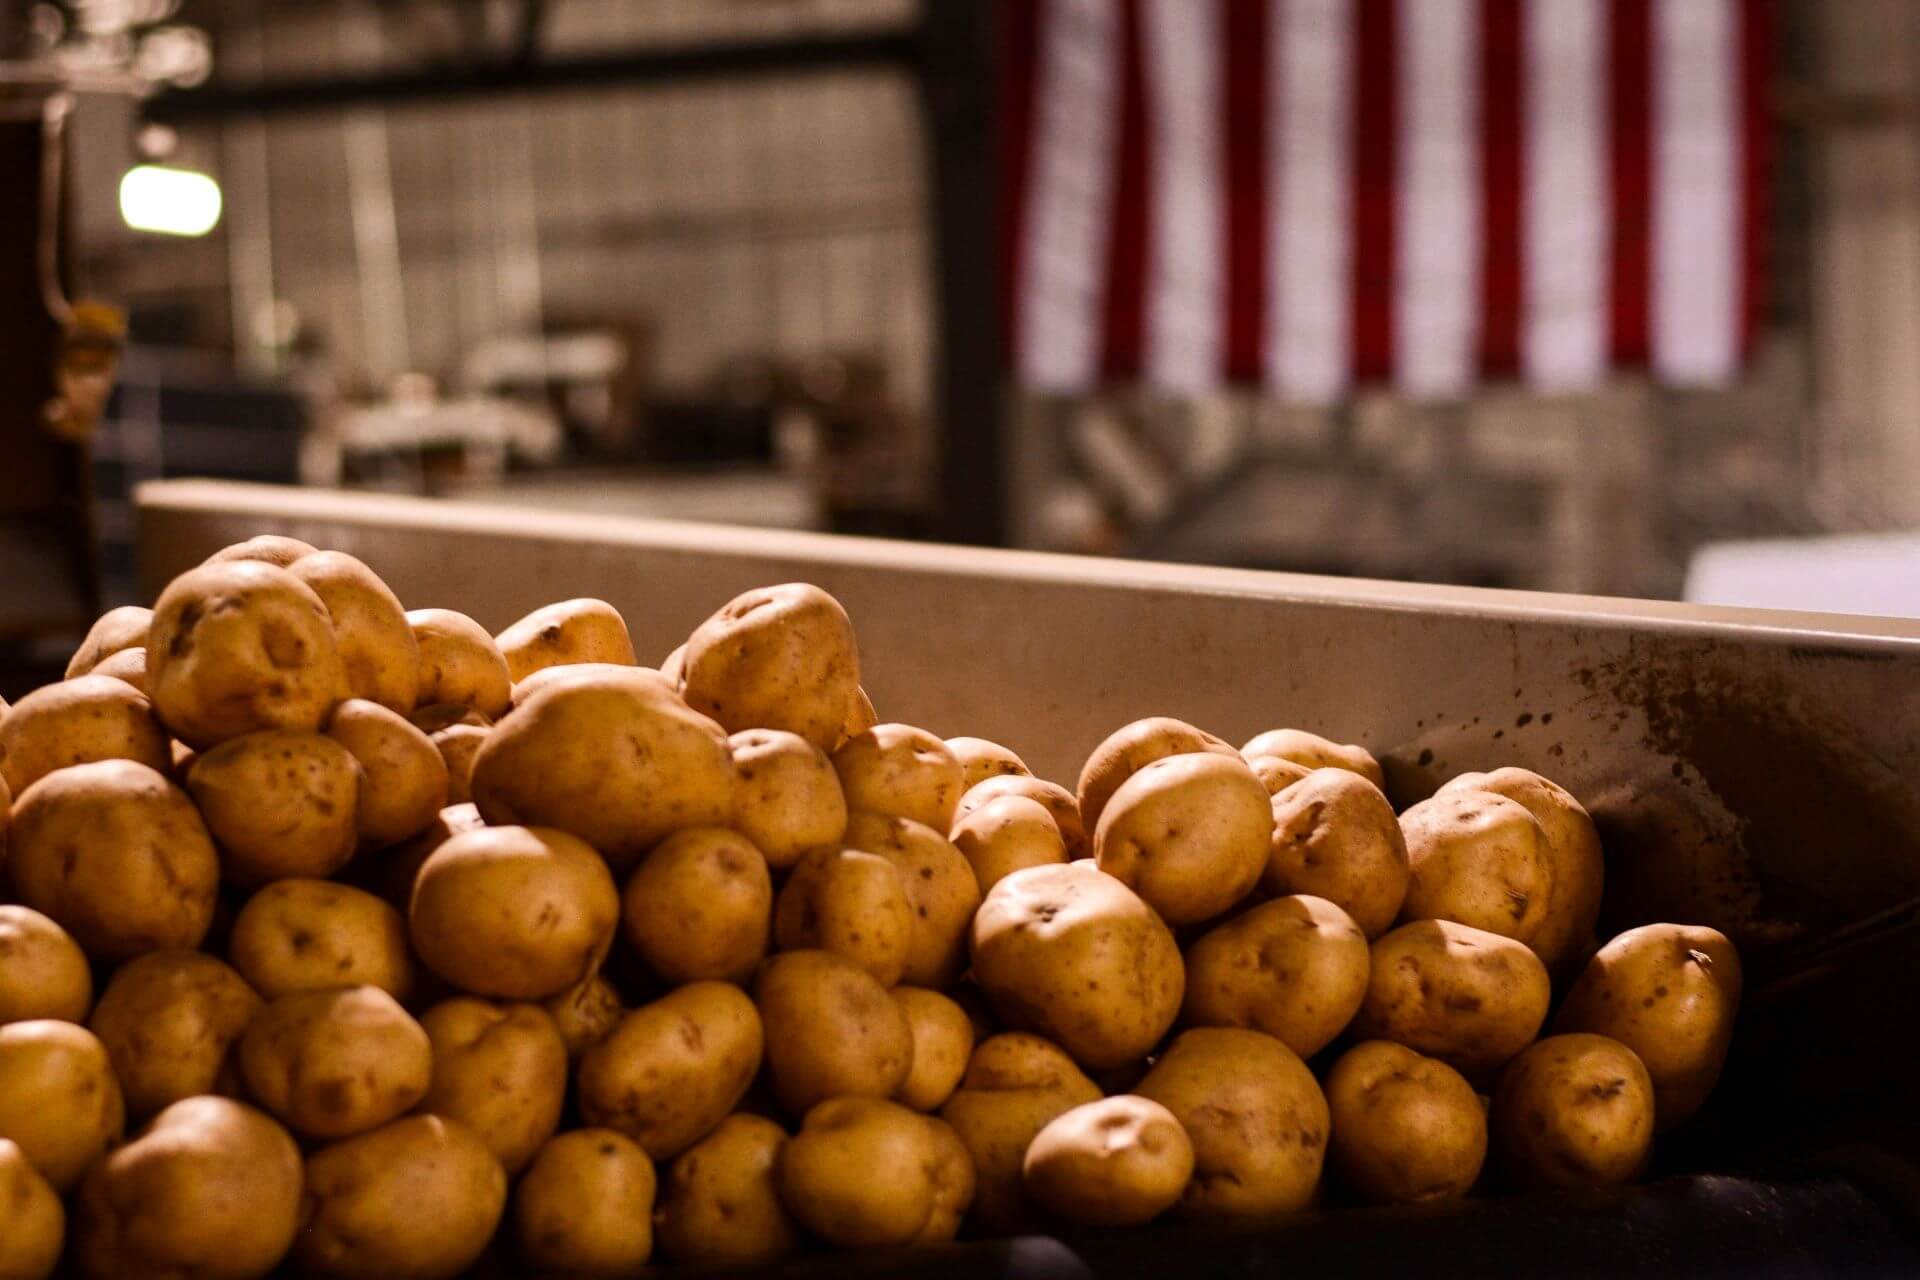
{"left": 1002, "top": 0, "right": 1772, "bottom": 400}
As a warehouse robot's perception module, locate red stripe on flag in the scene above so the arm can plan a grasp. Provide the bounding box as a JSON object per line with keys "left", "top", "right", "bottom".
{"left": 1352, "top": 0, "right": 1396, "bottom": 381}
{"left": 999, "top": 0, "right": 1043, "bottom": 372}
{"left": 1480, "top": 0, "right": 1523, "bottom": 377}
{"left": 1223, "top": 0, "right": 1270, "bottom": 381}
{"left": 1608, "top": 0, "right": 1652, "bottom": 365}
{"left": 1739, "top": 0, "right": 1773, "bottom": 359}
{"left": 1102, "top": 0, "right": 1151, "bottom": 380}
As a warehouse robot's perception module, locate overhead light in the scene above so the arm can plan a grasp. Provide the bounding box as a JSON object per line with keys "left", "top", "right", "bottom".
{"left": 119, "top": 164, "right": 221, "bottom": 237}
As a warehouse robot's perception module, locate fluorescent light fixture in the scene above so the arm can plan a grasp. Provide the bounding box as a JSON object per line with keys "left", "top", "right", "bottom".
{"left": 119, "top": 164, "right": 222, "bottom": 236}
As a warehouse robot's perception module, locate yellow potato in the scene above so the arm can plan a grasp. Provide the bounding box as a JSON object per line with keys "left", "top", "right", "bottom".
{"left": 681, "top": 582, "right": 862, "bottom": 750}
{"left": 839, "top": 811, "right": 976, "bottom": 987}
{"left": 660, "top": 642, "right": 686, "bottom": 687}
{"left": 515, "top": 1128, "right": 657, "bottom": 1275}
{"left": 430, "top": 722, "right": 487, "bottom": 806}
{"left": 543, "top": 974, "right": 625, "bottom": 1061}
{"left": 0, "top": 1138, "right": 62, "bottom": 1280}
{"left": 1182, "top": 895, "right": 1370, "bottom": 1058}
{"left": 1135, "top": 1027, "right": 1328, "bottom": 1221}
{"left": 202, "top": 533, "right": 318, "bottom": 568}
{"left": 971, "top": 862, "right": 1183, "bottom": 1071}
{"left": 1094, "top": 751, "right": 1273, "bottom": 925}
{"left": 495, "top": 597, "right": 637, "bottom": 682}
{"left": 894, "top": 987, "right": 975, "bottom": 1112}
{"left": 0, "top": 905, "right": 91, "bottom": 1024}
{"left": 1355, "top": 919, "right": 1552, "bottom": 1080}
{"left": 359, "top": 801, "right": 485, "bottom": 915}
{"left": 1325, "top": 1040, "right": 1486, "bottom": 1204}
{"left": 843, "top": 686, "right": 879, "bottom": 740}
{"left": 776, "top": 1098, "right": 974, "bottom": 1248}
{"left": 577, "top": 982, "right": 764, "bottom": 1159}
{"left": 622, "top": 827, "right": 771, "bottom": 985}
{"left": 409, "top": 824, "right": 619, "bottom": 1000}
{"left": 187, "top": 729, "right": 361, "bottom": 885}
{"left": 0, "top": 675, "right": 170, "bottom": 795}
{"left": 773, "top": 848, "right": 914, "bottom": 986}
{"left": 511, "top": 661, "right": 649, "bottom": 707}
{"left": 88, "top": 950, "right": 261, "bottom": 1119}
{"left": 10, "top": 760, "right": 219, "bottom": 959}
{"left": 229, "top": 879, "right": 414, "bottom": 1001}
{"left": 1076, "top": 715, "right": 1238, "bottom": 836}
{"left": 654, "top": 1114, "right": 801, "bottom": 1267}
{"left": 146, "top": 560, "right": 347, "bottom": 748}
{"left": 939, "top": 1033, "right": 1102, "bottom": 1234}
{"left": 946, "top": 736, "right": 1030, "bottom": 791}
{"left": 952, "top": 793, "right": 1068, "bottom": 894}
{"left": 1400, "top": 790, "right": 1554, "bottom": 946}
{"left": 1265, "top": 768, "right": 1410, "bottom": 938}
{"left": 956, "top": 773, "right": 1089, "bottom": 859}
{"left": 755, "top": 949, "right": 914, "bottom": 1117}
{"left": 296, "top": 1115, "right": 507, "bottom": 1280}
{"left": 729, "top": 728, "right": 848, "bottom": 871}
{"left": 328, "top": 698, "right": 449, "bottom": 847}
{"left": 239, "top": 985, "right": 432, "bottom": 1139}
{"left": 0, "top": 1020, "right": 124, "bottom": 1191}
{"left": 421, "top": 998, "right": 568, "bottom": 1175}
{"left": 1249, "top": 754, "right": 1314, "bottom": 796}
{"left": 1491, "top": 1033, "right": 1655, "bottom": 1187}
{"left": 1554, "top": 923, "right": 1742, "bottom": 1129}
{"left": 1023, "top": 1095, "right": 1193, "bottom": 1227}
{"left": 1241, "top": 728, "right": 1386, "bottom": 791}
{"left": 409, "top": 703, "right": 491, "bottom": 734}
{"left": 833, "top": 723, "right": 966, "bottom": 832}
{"left": 407, "top": 608, "right": 512, "bottom": 719}
{"left": 289, "top": 550, "right": 420, "bottom": 713}
{"left": 65, "top": 604, "right": 152, "bottom": 678}
{"left": 87, "top": 646, "right": 150, "bottom": 695}
{"left": 72, "top": 1096, "right": 302, "bottom": 1280}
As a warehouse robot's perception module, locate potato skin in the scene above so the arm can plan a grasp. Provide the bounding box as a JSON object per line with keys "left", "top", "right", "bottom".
{"left": 971, "top": 862, "right": 1183, "bottom": 1071}
{"left": 755, "top": 950, "right": 914, "bottom": 1117}
{"left": 0, "top": 1138, "right": 62, "bottom": 1280}
{"left": 654, "top": 1114, "right": 802, "bottom": 1267}
{"left": 1400, "top": 790, "right": 1554, "bottom": 946}
{"left": 0, "top": 1021, "right": 123, "bottom": 1192}
{"left": 1249, "top": 754, "right": 1314, "bottom": 796}
{"left": 776, "top": 1098, "right": 973, "bottom": 1248}
{"left": 495, "top": 597, "right": 637, "bottom": 682}
{"left": 772, "top": 848, "right": 913, "bottom": 986}
{"left": 0, "top": 905, "right": 91, "bottom": 1024}
{"left": 72, "top": 1096, "right": 302, "bottom": 1280}
{"left": 681, "top": 582, "right": 862, "bottom": 750}
{"left": 296, "top": 1115, "right": 507, "bottom": 1280}
{"left": 952, "top": 794, "right": 1067, "bottom": 894}
{"left": 187, "top": 730, "right": 362, "bottom": 885}
{"left": 203, "top": 533, "right": 318, "bottom": 568}
{"left": 843, "top": 811, "right": 981, "bottom": 988}
{"left": 1077, "top": 716, "right": 1238, "bottom": 836}
{"left": 1265, "top": 768, "right": 1410, "bottom": 937}
{"left": 1326, "top": 1041, "right": 1486, "bottom": 1204}
{"left": 515, "top": 1128, "right": 657, "bottom": 1275}
{"left": 1241, "top": 728, "right": 1386, "bottom": 791}
{"left": 407, "top": 608, "right": 512, "bottom": 719}
{"left": 290, "top": 551, "right": 420, "bottom": 713}
{"left": 729, "top": 728, "right": 848, "bottom": 870}
{"left": 1136, "top": 1028, "right": 1329, "bottom": 1221}
{"left": 65, "top": 604, "right": 152, "bottom": 679}
{"left": 577, "top": 982, "right": 764, "bottom": 1159}
{"left": 1023, "top": 1095, "right": 1193, "bottom": 1228}
{"left": 88, "top": 951, "right": 260, "bottom": 1120}
{"left": 1095, "top": 751, "right": 1273, "bottom": 925}
{"left": 893, "top": 987, "right": 975, "bottom": 1112}
{"left": 622, "top": 827, "right": 771, "bottom": 985}
{"left": 328, "top": 698, "right": 449, "bottom": 847}
{"left": 832, "top": 723, "right": 966, "bottom": 832}
{"left": 229, "top": 878, "right": 414, "bottom": 1001}
{"left": 1355, "top": 919, "right": 1552, "bottom": 1080}
{"left": 956, "top": 774, "right": 1089, "bottom": 860}
{"left": 1183, "top": 895, "right": 1370, "bottom": 1058}
{"left": 239, "top": 985, "right": 432, "bottom": 1139}
{"left": 420, "top": 998, "right": 568, "bottom": 1175}
{"left": 430, "top": 722, "right": 487, "bottom": 806}
{"left": 0, "top": 674, "right": 171, "bottom": 796}
{"left": 86, "top": 646, "right": 150, "bottom": 695}
{"left": 543, "top": 974, "right": 625, "bottom": 1060}
{"left": 1553, "top": 923, "right": 1742, "bottom": 1129}
{"left": 939, "top": 1033, "right": 1102, "bottom": 1234}
{"left": 946, "top": 736, "right": 1030, "bottom": 790}
{"left": 1491, "top": 1034, "right": 1655, "bottom": 1188}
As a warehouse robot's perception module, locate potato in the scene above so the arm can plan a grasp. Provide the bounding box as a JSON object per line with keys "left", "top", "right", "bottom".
{"left": 10, "top": 760, "right": 219, "bottom": 959}
{"left": 660, "top": 642, "right": 686, "bottom": 687}
{"left": 1023, "top": 1094, "right": 1193, "bottom": 1227}
{"left": 328, "top": 698, "right": 448, "bottom": 847}
{"left": 1249, "top": 753, "right": 1314, "bottom": 796}
{"left": 409, "top": 824, "right": 619, "bottom": 1000}
{"left": 72, "top": 1096, "right": 302, "bottom": 1280}
{"left": 0, "top": 675, "right": 170, "bottom": 795}
{"left": 681, "top": 582, "right": 862, "bottom": 750}
{"left": 654, "top": 1114, "right": 801, "bottom": 1267}
{"left": 1265, "top": 768, "right": 1410, "bottom": 938}
{"left": 946, "top": 735, "right": 1030, "bottom": 790}
{"left": 420, "top": 998, "right": 567, "bottom": 1175}
{"left": 1355, "top": 919, "right": 1551, "bottom": 1080}
{"left": 0, "top": 905, "right": 91, "bottom": 1024}
{"left": 622, "top": 827, "right": 771, "bottom": 985}
{"left": 776, "top": 1098, "right": 974, "bottom": 1248}
{"left": 88, "top": 951, "right": 260, "bottom": 1119}
{"left": 1400, "top": 790, "right": 1554, "bottom": 946}
{"left": 360, "top": 801, "right": 484, "bottom": 914}
{"left": 1076, "top": 715, "right": 1238, "bottom": 836}
{"left": 188, "top": 729, "right": 361, "bottom": 885}
{"left": 755, "top": 949, "right": 914, "bottom": 1116}
{"left": 971, "top": 862, "right": 1183, "bottom": 1071}
{"left": 290, "top": 551, "right": 420, "bottom": 713}
{"left": 956, "top": 774, "right": 1089, "bottom": 859}
{"left": 296, "top": 1115, "right": 507, "bottom": 1280}
{"left": 515, "top": 1128, "right": 657, "bottom": 1275}
{"left": 495, "top": 597, "right": 637, "bottom": 682}
{"left": 939, "top": 1033, "right": 1103, "bottom": 1233}
{"left": 0, "top": 1020, "right": 123, "bottom": 1191}
{"left": 1553, "top": 923, "right": 1742, "bottom": 1129}
{"left": 1491, "top": 1033, "right": 1655, "bottom": 1187}
{"left": 407, "top": 608, "right": 512, "bottom": 719}
{"left": 578, "top": 981, "right": 764, "bottom": 1159}
{"left": 410, "top": 703, "right": 491, "bottom": 734}
{"left": 65, "top": 604, "right": 152, "bottom": 678}
{"left": 1183, "top": 895, "right": 1370, "bottom": 1058}
{"left": 952, "top": 793, "right": 1067, "bottom": 894}
{"left": 87, "top": 646, "right": 149, "bottom": 695}
{"left": 1441, "top": 767, "right": 1605, "bottom": 975}
{"left": 239, "top": 985, "right": 432, "bottom": 1139}
{"left": 431, "top": 722, "right": 487, "bottom": 805}
{"left": 469, "top": 668, "right": 733, "bottom": 871}
{"left": 729, "top": 728, "right": 848, "bottom": 871}
{"left": 544, "top": 974, "right": 625, "bottom": 1060}
{"left": 833, "top": 723, "right": 966, "bottom": 832}
{"left": 1325, "top": 1040, "right": 1486, "bottom": 1204}
{"left": 1095, "top": 751, "right": 1272, "bottom": 925}
{"left": 773, "top": 848, "right": 914, "bottom": 986}
{"left": 0, "top": 1138, "right": 62, "bottom": 1280}
{"left": 842, "top": 811, "right": 980, "bottom": 988}
{"left": 511, "top": 661, "right": 647, "bottom": 708}
{"left": 229, "top": 879, "right": 414, "bottom": 1001}
{"left": 1135, "top": 1027, "right": 1328, "bottom": 1221}
{"left": 203, "top": 533, "right": 318, "bottom": 568}
{"left": 894, "top": 987, "right": 974, "bottom": 1112}
{"left": 843, "top": 685, "right": 879, "bottom": 739}
{"left": 1241, "top": 727, "right": 1386, "bottom": 791}
{"left": 146, "top": 560, "right": 347, "bottom": 748}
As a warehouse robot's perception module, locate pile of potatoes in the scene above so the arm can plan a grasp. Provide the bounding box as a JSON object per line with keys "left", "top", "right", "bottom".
{"left": 0, "top": 532, "right": 1745, "bottom": 1279}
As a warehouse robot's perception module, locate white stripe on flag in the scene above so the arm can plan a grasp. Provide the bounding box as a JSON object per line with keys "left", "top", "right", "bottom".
{"left": 1524, "top": 0, "right": 1608, "bottom": 391}
{"left": 1142, "top": 0, "right": 1226, "bottom": 392}
{"left": 1019, "top": 0, "right": 1123, "bottom": 391}
{"left": 1653, "top": 0, "right": 1740, "bottom": 383}
{"left": 1395, "top": 0, "right": 1480, "bottom": 398}
{"left": 1270, "top": 0, "right": 1354, "bottom": 402}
